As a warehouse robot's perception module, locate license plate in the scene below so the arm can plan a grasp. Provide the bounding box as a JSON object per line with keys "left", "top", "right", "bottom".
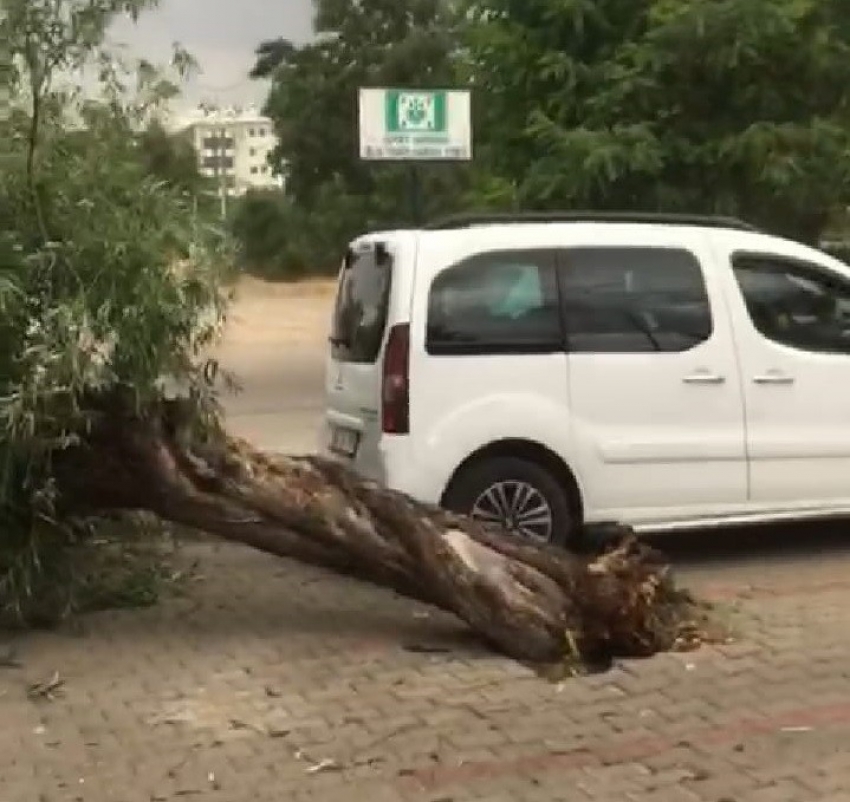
{"left": 329, "top": 426, "right": 360, "bottom": 457}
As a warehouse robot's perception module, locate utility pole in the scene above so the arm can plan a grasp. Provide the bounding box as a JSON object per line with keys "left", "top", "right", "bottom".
{"left": 408, "top": 163, "right": 423, "bottom": 226}
{"left": 216, "top": 125, "right": 228, "bottom": 220}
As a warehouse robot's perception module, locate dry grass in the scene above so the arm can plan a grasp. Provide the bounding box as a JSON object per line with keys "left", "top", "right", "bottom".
{"left": 219, "top": 277, "right": 336, "bottom": 350}
{"left": 235, "top": 276, "right": 337, "bottom": 300}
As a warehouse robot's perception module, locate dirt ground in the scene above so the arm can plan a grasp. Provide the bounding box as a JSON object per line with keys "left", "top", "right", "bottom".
{"left": 211, "top": 277, "right": 336, "bottom": 454}
{"left": 220, "top": 277, "right": 336, "bottom": 350}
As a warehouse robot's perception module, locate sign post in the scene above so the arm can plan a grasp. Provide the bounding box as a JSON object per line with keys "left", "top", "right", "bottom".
{"left": 359, "top": 88, "right": 472, "bottom": 225}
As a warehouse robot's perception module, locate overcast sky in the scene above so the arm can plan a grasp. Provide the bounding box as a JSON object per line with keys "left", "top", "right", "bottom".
{"left": 108, "top": 0, "right": 315, "bottom": 111}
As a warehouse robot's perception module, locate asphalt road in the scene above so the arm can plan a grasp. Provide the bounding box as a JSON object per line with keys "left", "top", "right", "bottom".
{"left": 220, "top": 342, "right": 326, "bottom": 456}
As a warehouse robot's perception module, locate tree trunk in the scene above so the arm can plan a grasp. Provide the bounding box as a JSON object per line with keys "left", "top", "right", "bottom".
{"left": 53, "top": 398, "right": 711, "bottom": 667}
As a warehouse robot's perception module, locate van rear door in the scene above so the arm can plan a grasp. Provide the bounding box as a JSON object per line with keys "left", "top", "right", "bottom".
{"left": 324, "top": 238, "right": 396, "bottom": 475}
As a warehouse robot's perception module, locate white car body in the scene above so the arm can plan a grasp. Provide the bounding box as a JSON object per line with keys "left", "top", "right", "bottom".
{"left": 322, "top": 213, "right": 850, "bottom": 541}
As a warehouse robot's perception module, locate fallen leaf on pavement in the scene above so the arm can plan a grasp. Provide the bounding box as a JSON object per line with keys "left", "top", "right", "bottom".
{"left": 27, "top": 671, "right": 64, "bottom": 701}
{"left": 306, "top": 758, "right": 342, "bottom": 775}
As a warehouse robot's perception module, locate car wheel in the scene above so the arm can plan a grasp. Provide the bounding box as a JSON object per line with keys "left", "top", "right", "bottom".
{"left": 443, "top": 456, "right": 577, "bottom": 547}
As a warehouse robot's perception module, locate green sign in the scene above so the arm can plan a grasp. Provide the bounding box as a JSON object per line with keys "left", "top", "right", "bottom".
{"left": 359, "top": 88, "right": 472, "bottom": 161}
{"left": 385, "top": 90, "right": 448, "bottom": 135}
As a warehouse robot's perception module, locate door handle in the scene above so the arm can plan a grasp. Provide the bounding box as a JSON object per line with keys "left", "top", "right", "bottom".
{"left": 683, "top": 372, "right": 726, "bottom": 385}
{"left": 753, "top": 372, "right": 795, "bottom": 386}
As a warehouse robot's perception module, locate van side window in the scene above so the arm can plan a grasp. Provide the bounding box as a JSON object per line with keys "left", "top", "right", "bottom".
{"left": 560, "top": 247, "right": 713, "bottom": 353}
{"left": 733, "top": 254, "right": 850, "bottom": 354}
{"left": 426, "top": 250, "right": 561, "bottom": 355}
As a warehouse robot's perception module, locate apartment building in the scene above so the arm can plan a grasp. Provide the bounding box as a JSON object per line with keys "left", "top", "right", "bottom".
{"left": 175, "top": 105, "right": 285, "bottom": 197}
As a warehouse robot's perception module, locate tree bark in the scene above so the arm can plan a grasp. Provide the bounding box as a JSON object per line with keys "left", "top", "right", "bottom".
{"left": 53, "top": 398, "right": 711, "bottom": 666}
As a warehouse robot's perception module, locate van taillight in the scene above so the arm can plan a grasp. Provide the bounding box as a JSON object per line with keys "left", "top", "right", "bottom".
{"left": 382, "top": 323, "right": 410, "bottom": 434}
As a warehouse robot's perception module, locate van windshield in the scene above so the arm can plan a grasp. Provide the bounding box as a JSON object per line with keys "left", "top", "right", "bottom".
{"left": 331, "top": 244, "right": 393, "bottom": 364}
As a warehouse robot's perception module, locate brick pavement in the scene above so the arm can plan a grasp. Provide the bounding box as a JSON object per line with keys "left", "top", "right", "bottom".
{"left": 3, "top": 538, "right": 850, "bottom": 802}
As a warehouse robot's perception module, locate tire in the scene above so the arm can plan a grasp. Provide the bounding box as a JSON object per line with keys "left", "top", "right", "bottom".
{"left": 442, "top": 456, "right": 578, "bottom": 548}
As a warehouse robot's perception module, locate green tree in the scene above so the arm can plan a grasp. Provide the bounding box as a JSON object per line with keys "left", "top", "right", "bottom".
{"left": 239, "top": 0, "right": 482, "bottom": 276}
{"left": 0, "top": 0, "right": 231, "bottom": 620}
{"left": 467, "top": 0, "right": 850, "bottom": 243}
{"left": 137, "top": 118, "right": 207, "bottom": 197}
{"left": 253, "top": 0, "right": 464, "bottom": 205}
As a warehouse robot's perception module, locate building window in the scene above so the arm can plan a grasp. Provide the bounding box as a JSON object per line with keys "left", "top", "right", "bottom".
{"left": 250, "top": 166, "right": 258, "bottom": 175}
{"left": 249, "top": 147, "right": 256, "bottom": 156}
{"left": 259, "top": 128, "right": 266, "bottom": 137}
{"left": 202, "top": 135, "right": 234, "bottom": 151}
{"left": 560, "top": 247, "right": 712, "bottom": 354}
{"left": 427, "top": 250, "right": 561, "bottom": 356}
{"left": 248, "top": 128, "right": 256, "bottom": 137}
{"left": 202, "top": 155, "right": 234, "bottom": 170}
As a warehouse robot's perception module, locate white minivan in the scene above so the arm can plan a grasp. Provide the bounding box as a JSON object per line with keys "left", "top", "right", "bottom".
{"left": 322, "top": 212, "right": 850, "bottom": 546}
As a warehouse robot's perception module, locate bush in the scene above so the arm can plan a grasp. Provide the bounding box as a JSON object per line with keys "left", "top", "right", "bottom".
{"left": 0, "top": 0, "right": 233, "bottom": 625}
{"left": 230, "top": 190, "right": 307, "bottom": 280}
{"left": 229, "top": 164, "right": 492, "bottom": 281}
{"left": 230, "top": 183, "right": 368, "bottom": 280}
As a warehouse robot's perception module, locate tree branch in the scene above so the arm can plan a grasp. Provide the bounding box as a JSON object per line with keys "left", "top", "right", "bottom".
{"left": 23, "top": 29, "right": 49, "bottom": 245}
{"left": 51, "top": 396, "right": 716, "bottom": 667}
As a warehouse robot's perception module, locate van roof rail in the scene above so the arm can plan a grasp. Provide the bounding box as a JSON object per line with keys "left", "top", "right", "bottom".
{"left": 424, "top": 211, "right": 759, "bottom": 232}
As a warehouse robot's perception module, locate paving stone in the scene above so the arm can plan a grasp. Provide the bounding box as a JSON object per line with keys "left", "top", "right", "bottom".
{"left": 3, "top": 539, "right": 850, "bottom": 801}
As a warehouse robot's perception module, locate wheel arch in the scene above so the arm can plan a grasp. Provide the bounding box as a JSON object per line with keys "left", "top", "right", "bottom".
{"left": 440, "top": 438, "right": 584, "bottom": 522}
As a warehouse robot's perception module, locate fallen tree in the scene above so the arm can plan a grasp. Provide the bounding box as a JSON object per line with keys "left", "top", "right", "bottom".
{"left": 52, "top": 394, "right": 713, "bottom": 666}
{"left": 1, "top": 1, "right": 716, "bottom": 671}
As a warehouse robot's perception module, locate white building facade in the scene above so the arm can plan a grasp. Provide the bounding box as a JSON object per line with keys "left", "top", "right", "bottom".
{"left": 175, "top": 106, "right": 285, "bottom": 197}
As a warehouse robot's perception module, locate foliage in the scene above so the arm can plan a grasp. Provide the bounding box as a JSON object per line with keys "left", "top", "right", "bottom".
{"left": 253, "top": 0, "right": 464, "bottom": 203}
{"left": 465, "top": 0, "right": 850, "bottom": 243}
{"left": 241, "top": 0, "right": 850, "bottom": 274}
{"left": 229, "top": 190, "right": 317, "bottom": 280}
{"left": 0, "top": 514, "right": 185, "bottom": 629}
{"left": 137, "top": 118, "right": 209, "bottom": 197}
{"left": 0, "top": 0, "right": 232, "bottom": 624}
{"left": 230, "top": 163, "right": 485, "bottom": 280}
{"left": 239, "top": 0, "right": 480, "bottom": 276}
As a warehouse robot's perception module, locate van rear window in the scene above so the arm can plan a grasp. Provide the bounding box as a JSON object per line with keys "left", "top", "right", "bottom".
{"left": 331, "top": 244, "right": 393, "bottom": 364}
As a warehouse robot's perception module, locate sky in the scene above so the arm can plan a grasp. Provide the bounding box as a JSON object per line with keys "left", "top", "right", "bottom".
{"left": 107, "top": 0, "right": 316, "bottom": 113}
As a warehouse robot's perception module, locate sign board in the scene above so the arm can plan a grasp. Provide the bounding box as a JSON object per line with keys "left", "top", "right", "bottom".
{"left": 358, "top": 88, "right": 472, "bottom": 161}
